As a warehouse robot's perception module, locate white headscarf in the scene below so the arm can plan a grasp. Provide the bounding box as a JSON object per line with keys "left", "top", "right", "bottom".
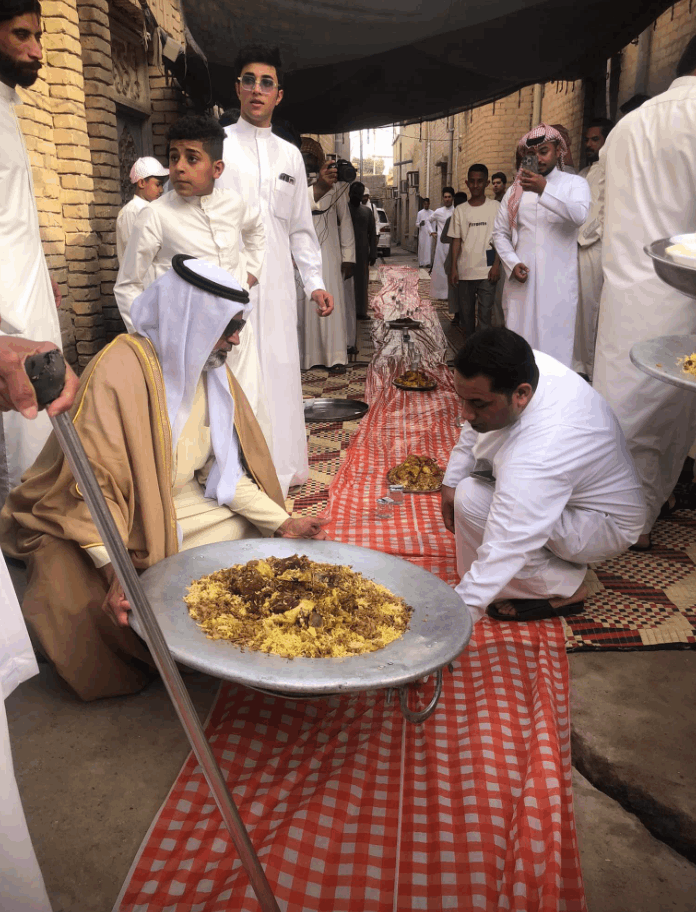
{"left": 130, "top": 260, "right": 253, "bottom": 506}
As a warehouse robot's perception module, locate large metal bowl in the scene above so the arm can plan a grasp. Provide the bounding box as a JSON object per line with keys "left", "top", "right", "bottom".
{"left": 630, "top": 334, "right": 696, "bottom": 391}
{"left": 644, "top": 239, "right": 696, "bottom": 298}
{"left": 132, "top": 539, "right": 472, "bottom": 697}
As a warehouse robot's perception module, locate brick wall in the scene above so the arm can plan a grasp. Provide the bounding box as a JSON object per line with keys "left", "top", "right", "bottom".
{"left": 539, "top": 80, "right": 585, "bottom": 169}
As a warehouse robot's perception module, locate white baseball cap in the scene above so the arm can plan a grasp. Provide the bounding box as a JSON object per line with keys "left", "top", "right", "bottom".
{"left": 129, "top": 156, "right": 169, "bottom": 183}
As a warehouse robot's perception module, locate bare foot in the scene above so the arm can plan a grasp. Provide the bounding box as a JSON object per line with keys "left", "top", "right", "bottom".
{"left": 492, "top": 583, "right": 588, "bottom": 618}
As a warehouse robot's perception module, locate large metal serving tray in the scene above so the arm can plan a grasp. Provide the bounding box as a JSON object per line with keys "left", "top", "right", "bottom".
{"left": 645, "top": 238, "right": 696, "bottom": 298}
{"left": 132, "top": 539, "right": 472, "bottom": 697}
{"left": 630, "top": 334, "right": 696, "bottom": 392}
{"left": 303, "top": 398, "right": 369, "bottom": 422}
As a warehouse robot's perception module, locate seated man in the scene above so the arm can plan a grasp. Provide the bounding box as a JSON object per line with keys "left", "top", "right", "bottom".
{"left": 0, "top": 258, "right": 326, "bottom": 701}
{"left": 440, "top": 327, "right": 646, "bottom": 623}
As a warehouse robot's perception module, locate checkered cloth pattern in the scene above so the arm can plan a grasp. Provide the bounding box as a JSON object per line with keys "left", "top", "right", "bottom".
{"left": 115, "top": 267, "right": 586, "bottom": 911}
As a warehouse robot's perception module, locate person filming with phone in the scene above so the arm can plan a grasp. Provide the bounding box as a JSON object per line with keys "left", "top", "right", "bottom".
{"left": 491, "top": 124, "right": 591, "bottom": 367}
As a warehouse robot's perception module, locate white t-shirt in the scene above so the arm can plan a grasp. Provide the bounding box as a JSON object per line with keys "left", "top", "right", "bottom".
{"left": 450, "top": 198, "right": 500, "bottom": 280}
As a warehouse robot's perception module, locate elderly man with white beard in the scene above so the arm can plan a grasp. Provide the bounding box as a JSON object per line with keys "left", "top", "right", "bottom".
{"left": 0, "top": 258, "right": 327, "bottom": 701}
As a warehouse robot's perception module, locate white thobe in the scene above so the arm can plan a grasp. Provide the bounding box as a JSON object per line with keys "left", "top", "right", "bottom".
{"left": 218, "top": 119, "right": 325, "bottom": 493}
{"left": 0, "top": 558, "right": 52, "bottom": 911}
{"left": 0, "top": 83, "right": 62, "bottom": 497}
{"left": 593, "top": 76, "right": 696, "bottom": 535}
{"left": 427, "top": 205, "right": 453, "bottom": 299}
{"left": 444, "top": 351, "right": 645, "bottom": 624}
{"left": 302, "top": 182, "right": 355, "bottom": 369}
{"left": 416, "top": 208, "right": 434, "bottom": 266}
{"left": 492, "top": 168, "right": 591, "bottom": 366}
{"left": 116, "top": 194, "right": 149, "bottom": 265}
{"left": 573, "top": 157, "right": 606, "bottom": 378}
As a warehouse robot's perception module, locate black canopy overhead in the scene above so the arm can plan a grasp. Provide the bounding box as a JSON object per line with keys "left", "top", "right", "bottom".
{"left": 172, "top": 0, "right": 675, "bottom": 132}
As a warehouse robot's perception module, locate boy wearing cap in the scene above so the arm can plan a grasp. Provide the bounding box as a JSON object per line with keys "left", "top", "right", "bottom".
{"left": 115, "top": 156, "right": 169, "bottom": 263}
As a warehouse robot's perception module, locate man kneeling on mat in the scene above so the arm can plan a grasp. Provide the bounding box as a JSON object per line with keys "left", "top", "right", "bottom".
{"left": 440, "top": 327, "right": 646, "bottom": 623}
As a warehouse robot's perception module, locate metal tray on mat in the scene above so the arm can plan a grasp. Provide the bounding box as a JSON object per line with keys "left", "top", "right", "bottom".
{"left": 393, "top": 377, "right": 438, "bottom": 392}
{"left": 645, "top": 239, "right": 696, "bottom": 298}
{"left": 387, "top": 318, "right": 423, "bottom": 330}
{"left": 630, "top": 334, "right": 696, "bottom": 391}
{"left": 303, "top": 398, "right": 369, "bottom": 422}
{"left": 132, "top": 539, "right": 471, "bottom": 696}
{"left": 386, "top": 467, "right": 443, "bottom": 493}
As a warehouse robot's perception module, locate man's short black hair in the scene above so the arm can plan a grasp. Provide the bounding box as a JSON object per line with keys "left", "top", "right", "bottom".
{"left": 453, "top": 191, "right": 467, "bottom": 206}
{"left": 587, "top": 117, "right": 614, "bottom": 139}
{"left": 442, "top": 185, "right": 455, "bottom": 197}
{"left": 234, "top": 45, "right": 283, "bottom": 86}
{"left": 454, "top": 327, "right": 539, "bottom": 397}
{"left": 677, "top": 35, "right": 696, "bottom": 77}
{"left": 0, "top": 0, "right": 40, "bottom": 21}
{"left": 491, "top": 171, "right": 507, "bottom": 185}
{"left": 468, "top": 163, "right": 488, "bottom": 179}
{"left": 218, "top": 108, "right": 240, "bottom": 128}
{"left": 167, "top": 115, "right": 225, "bottom": 163}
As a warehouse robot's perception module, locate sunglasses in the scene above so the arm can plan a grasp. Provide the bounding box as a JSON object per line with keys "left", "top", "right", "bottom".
{"left": 237, "top": 74, "right": 278, "bottom": 94}
{"left": 223, "top": 317, "right": 246, "bottom": 337}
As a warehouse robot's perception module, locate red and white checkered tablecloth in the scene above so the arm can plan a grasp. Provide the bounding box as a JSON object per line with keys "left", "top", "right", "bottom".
{"left": 115, "top": 269, "right": 586, "bottom": 912}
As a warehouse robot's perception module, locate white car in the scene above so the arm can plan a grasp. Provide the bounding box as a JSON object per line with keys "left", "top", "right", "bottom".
{"left": 375, "top": 207, "right": 391, "bottom": 256}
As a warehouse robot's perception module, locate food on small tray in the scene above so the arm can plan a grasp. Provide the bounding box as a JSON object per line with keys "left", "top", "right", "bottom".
{"left": 185, "top": 555, "right": 412, "bottom": 659}
{"left": 666, "top": 233, "right": 696, "bottom": 268}
{"left": 680, "top": 352, "right": 696, "bottom": 379}
{"left": 394, "top": 369, "right": 437, "bottom": 390}
{"left": 387, "top": 454, "right": 444, "bottom": 492}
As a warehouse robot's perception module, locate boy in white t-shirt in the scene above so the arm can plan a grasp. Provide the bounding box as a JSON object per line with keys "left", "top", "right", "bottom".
{"left": 449, "top": 164, "right": 500, "bottom": 337}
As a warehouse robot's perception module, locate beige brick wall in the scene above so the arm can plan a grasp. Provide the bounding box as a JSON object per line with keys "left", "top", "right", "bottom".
{"left": 539, "top": 80, "right": 585, "bottom": 169}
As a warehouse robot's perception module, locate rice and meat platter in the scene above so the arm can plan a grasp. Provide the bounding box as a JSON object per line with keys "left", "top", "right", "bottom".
{"left": 394, "top": 369, "right": 437, "bottom": 390}
{"left": 681, "top": 353, "right": 696, "bottom": 379}
{"left": 387, "top": 454, "right": 444, "bottom": 492}
{"left": 184, "top": 555, "right": 412, "bottom": 659}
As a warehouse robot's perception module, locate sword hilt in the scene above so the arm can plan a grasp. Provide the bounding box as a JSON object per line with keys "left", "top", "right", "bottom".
{"left": 24, "top": 348, "right": 66, "bottom": 409}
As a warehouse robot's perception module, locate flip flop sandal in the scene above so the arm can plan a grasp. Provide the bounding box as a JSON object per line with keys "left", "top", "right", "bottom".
{"left": 487, "top": 598, "right": 585, "bottom": 622}
{"left": 629, "top": 537, "right": 652, "bottom": 552}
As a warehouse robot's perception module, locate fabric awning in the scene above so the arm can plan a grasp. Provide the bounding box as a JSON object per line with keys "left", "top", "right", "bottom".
{"left": 172, "top": 0, "right": 675, "bottom": 131}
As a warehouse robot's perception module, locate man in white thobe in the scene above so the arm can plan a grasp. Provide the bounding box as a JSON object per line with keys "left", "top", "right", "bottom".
{"left": 572, "top": 118, "right": 613, "bottom": 380}
{"left": 441, "top": 328, "right": 646, "bottom": 624}
{"left": 594, "top": 40, "right": 696, "bottom": 550}
{"left": 115, "top": 156, "right": 169, "bottom": 264}
{"left": 415, "top": 198, "right": 434, "bottom": 267}
{"left": 302, "top": 157, "right": 355, "bottom": 372}
{"left": 0, "top": 3, "right": 62, "bottom": 501}
{"left": 0, "top": 331, "right": 80, "bottom": 912}
{"left": 217, "top": 47, "right": 333, "bottom": 494}
{"left": 492, "top": 124, "right": 591, "bottom": 367}
{"left": 428, "top": 187, "right": 455, "bottom": 300}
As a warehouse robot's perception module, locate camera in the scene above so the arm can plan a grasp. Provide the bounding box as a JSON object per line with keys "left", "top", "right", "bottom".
{"left": 332, "top": 158, "right": 357, "bottom": 183}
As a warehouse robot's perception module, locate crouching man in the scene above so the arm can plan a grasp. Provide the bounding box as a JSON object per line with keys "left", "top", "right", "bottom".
{"left": 441, "top": 327, "right": 646, "bottom": 624}
{"left": 0, "top": 257, "right": 326, "bottom": 700}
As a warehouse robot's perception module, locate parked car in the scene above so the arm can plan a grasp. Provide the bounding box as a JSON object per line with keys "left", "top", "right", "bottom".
{"left": 375, "top": 207, "right": 391, "bottom": 256}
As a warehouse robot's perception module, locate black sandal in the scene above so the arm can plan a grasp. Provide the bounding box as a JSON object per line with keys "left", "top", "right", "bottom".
{"left": 487, "top": 598, "right": 585, "bottom": 622}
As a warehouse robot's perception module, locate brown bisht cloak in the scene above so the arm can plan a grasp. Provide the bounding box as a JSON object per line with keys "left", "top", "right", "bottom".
{"left": 0, "top": 334, "right": 284, "bottom": 701}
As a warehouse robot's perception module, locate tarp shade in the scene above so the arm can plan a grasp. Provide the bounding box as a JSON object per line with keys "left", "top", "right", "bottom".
{"left": 174, "top": 0, "right": 676, "bottom": 132}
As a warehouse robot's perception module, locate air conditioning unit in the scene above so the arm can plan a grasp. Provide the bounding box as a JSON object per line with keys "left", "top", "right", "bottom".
{"left": 400, "top": 179, "right": 408, "bottom": 193}
{"left": 407, "top": 171, "right": 419, "bottom": 188}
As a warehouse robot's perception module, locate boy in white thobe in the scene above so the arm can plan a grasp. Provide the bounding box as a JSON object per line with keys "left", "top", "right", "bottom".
{"left": 441, "top": 328, "right": 645, "bottom": 624}
{"left": 115, "top": 156, "right": 169, "bottom": 263}
{"left": 427, "top": 188, "right": 454, "bottom": 299}
{"left": 492, "top": 124, "right": 591, "bottom": 367}
{"left": 0, "top": 11, "right": 62, "bottom": 500}
{"left": 594, "top": 43, "right": 696, "bottom": 549}
{"left": 415, "top": 199, "right": 434, "bottom": 267}
{"left": 217, "top": 48, "right": 332, "bottom": 494}
{"left": 113, "top": 116, "right": 269, "bottom": 443}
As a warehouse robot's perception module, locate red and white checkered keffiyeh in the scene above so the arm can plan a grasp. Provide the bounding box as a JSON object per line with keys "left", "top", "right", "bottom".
{"left": 508, "top": 123, "right": 568, "bottom": 230}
